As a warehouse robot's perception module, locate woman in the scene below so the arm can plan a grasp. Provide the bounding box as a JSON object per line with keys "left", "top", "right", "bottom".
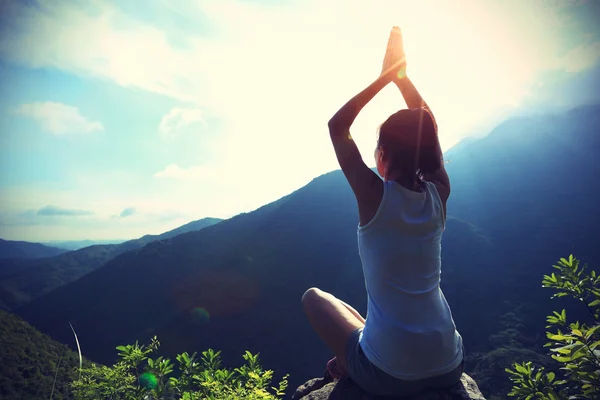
{"left": 301, "top": 27, "right": 464, "bottom": 396}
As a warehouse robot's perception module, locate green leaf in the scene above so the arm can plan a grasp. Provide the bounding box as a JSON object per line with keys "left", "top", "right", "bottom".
{"left": 551, "top": 347, "right": 571, "bottom": 355}
{"left": 589, "top": 299, "right": 600, "bottom": 307}
{"left": 551, "top": 355, "right": 573, "bottom": 362}
{"left": 515, "top": 363, "right": 529, "bottom": 374}
{"left": 547, "top": 371, "right": 555, "bottom": 383}
{"left": 547, "top": 333, "right": 570, "bottom": 341}
{"left": 589, "top": 340, "right": 600, "bottom": 350}
{"left": 586, "top": 325, "right": 600, "bottom": 339}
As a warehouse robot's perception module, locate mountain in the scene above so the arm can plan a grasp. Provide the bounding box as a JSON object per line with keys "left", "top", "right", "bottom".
{"left": 0, "top": 217, "right": 223, "bottom": 310}
{"left": 0, "top": 310, "right": 82, "bottom": 400}
{"left": 0, "top": 238, "right": 67, "bottom": 260}
{"left": 118, "top": 217, "right": 224, "bottom": 251}
{"left": 41, "top": 239, "right": 126, "bottom": 251}
{"left": 14, "top": 105, "right": 600, "bottom": 398}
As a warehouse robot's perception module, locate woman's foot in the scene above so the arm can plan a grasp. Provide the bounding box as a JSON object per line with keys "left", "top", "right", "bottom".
{"left": 326, "top": 357, "right": 346, "bottom": 380}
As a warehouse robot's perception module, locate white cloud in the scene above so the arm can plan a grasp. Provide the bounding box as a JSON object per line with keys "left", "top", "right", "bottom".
{"left": 154, "top": 164, "right": 215, "bottom": 181}
{"left": 0, "top": 0, "right": 204, "bottom": 104}
{"left": 158, "top": 107, "right": 206, "bottom": 138}
{"left": 558, "top": 42, "right": 600, "bottom": 73}
{"left": 0, "top": 0, "right": 558, "bottom": 149}
{"left": 14, "top": 102, "right": 104, "bottom": 135}
{"left": 119, "top": 207, "right": 136, "bottom": 218}
{"left": 1, "top": 1, "right": 594, "bottom": 146}
{"left": 0, "top": 173, "right": 237, "bottom": 241}
{"left": 37, "top": 205, "right": 94, "bottom": 216}
{"left": 1, "top": 0, "right": 597, "bottom": 242}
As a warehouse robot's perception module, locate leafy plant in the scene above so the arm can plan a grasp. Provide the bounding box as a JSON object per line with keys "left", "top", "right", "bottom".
{"left": 506, "top": 255, "right": 600, "bottom": 399}
{"left": 71, "top": 336, "right": 289, "bottom": 400}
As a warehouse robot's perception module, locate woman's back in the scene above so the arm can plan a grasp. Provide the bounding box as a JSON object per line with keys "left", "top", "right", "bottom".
{"left": 357, "top": 180, "right": 463, "bottom": 381}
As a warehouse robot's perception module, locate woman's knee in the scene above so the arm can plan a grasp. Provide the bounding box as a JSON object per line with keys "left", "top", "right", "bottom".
{"left": 302, "top": 287, "right": 326, "bottom": 311}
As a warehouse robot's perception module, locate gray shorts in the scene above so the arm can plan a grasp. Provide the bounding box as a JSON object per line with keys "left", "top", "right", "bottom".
{"left": 345, "top": 328, "right": 464, "bottom": 397}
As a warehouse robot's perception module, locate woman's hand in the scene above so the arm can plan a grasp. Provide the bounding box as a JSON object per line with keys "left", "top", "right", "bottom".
{"left": 381, "top": 26, "right": 407, "bottom": 79}
{"left": 328, "top": 27, "right": 408, "bottom": 132}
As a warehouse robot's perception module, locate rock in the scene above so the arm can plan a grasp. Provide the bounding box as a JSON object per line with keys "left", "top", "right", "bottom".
{"left": 291, "top": 373, "right": 486, "bottom": 400}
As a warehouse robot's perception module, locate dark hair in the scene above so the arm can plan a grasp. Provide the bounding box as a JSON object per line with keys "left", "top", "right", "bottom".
{"left": 376, "top": 108, "right": 442, "bottom": 178}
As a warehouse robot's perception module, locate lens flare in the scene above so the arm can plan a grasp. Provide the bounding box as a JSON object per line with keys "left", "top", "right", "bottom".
{"left": 139, "top": 372, "right": 158, "bottom": 389}
{"left": 190, "top": 307, "right": 210, "bottom": 325}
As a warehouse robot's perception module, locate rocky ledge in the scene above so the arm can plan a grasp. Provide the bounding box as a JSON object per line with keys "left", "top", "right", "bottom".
{"left": 291, "top": 373, "right": 486, "bottom": 400}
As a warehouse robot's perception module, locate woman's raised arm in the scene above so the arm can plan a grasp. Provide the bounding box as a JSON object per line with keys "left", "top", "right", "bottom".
{"left": 327, "top": 51, "right": 404, "bottom": 226}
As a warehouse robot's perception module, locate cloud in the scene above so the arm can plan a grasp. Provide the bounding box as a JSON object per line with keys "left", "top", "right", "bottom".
{"left": 2, "top": 0, "right": 599, "bottom": 243}
{"left": 0, "top": 0, "right": 205, "bottom": 104}
{"left": 119, "top": 207, "right": 136, "bottom": 218}
{"left": 2, "top": 0, "right": 589, "bottom": 164}
{"left": 558, "top": 42, "right": 600, "bottom": 73}
{"left": 153, "top": 164, "right": 215, "bottom": 181}
{"left": 158, "top": 107, "right": 206, "bottom": 138}
{"left": 14, "top": 102, "right": 104, "bottom": 135}
{"left": 0, "top": 182, "right": 213, "bottom": 241}
{"left": 37, "top": 205, "right": 94, "bottom": 216}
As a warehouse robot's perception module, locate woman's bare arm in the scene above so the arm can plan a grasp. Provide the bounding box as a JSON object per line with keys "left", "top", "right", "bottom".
{"left": 328, "top": 72, "right": 395, "bottom": 134}
{"left": 328, "top": 66, "right": 402, "bottom": 226}
{"left": 393, "top": 76, "right": 438, "bottom": 131}
{"left": 394, "top": 76, "right": 428, "bottom": 109}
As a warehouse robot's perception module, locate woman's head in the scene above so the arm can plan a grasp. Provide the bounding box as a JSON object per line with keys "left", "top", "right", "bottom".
{"left": 375, "top": 108, "right": 441, "bottom": 181}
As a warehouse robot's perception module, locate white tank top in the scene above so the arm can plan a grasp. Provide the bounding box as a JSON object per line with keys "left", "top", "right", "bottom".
{"left": 357, "top": 179, "right": 463, "bottom": 380}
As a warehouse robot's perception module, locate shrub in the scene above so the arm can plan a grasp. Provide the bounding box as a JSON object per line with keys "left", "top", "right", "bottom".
{"left": 506, "top": 255, "right": 600, "bottom": 399}
{"left": 71, "top": 336, "right": 289, "bottom": 400}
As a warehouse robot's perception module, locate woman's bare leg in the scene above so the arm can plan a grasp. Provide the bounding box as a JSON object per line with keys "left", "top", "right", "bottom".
{"left": 339, "top": 300, "right": 366, "bottom": 324}
{"left": 302, "top": 287, "right": 365, "bottom": 372}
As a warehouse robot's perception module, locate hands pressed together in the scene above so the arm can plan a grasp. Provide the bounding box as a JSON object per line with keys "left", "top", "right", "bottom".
{"left": 328, "top": 25, "right": 420, "bottom": 134}
{"left": 380, "top": 26, "right": 407, "bottom": 81}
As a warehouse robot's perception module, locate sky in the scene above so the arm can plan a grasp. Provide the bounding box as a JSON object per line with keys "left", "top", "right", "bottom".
{"left": 0, "top": 0, "right": 599, "bottom": 242}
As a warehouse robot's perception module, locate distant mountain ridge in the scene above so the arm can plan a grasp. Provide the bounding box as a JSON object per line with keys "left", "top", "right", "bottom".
{"left": 0, "top": 217, "right": 222, "bottom": 310}
{"left": 40, "top": 218, "right": 224, "bottom": 251}
{"left": 118, "top": 217, "right": 224, "bottom": 250}
{"left": 41, "top": 239, "right": 126, "bottom": 251}
{"left": 0, "top": 238, "right": 67, "bottom": 260}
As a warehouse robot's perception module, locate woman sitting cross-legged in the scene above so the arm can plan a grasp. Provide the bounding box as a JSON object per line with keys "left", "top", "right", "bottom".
{"left": 301, "top": 27, "right": 464, "bottom": 397}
